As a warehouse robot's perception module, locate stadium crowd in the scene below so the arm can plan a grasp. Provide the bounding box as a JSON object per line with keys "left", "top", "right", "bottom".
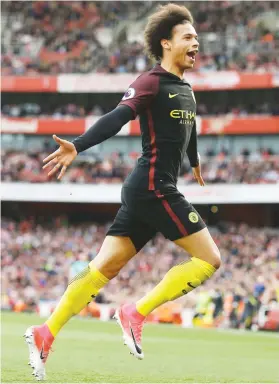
{"left": 1, "top": 1, "right": 153, "bottom": 75}
{"left": 1, "top": 216, "right": 279, "bottom": 329}
{"left": 1, "top": 1, "right": 279, "bottom": 74}
{"left": 2, "top": 101, "right": 279, "bottom": 117}
{"left": 2, "top": 148, "right": 279, "bottom": 184}
{"left": 104, "top": 1, "right": 279, "bottom": 74}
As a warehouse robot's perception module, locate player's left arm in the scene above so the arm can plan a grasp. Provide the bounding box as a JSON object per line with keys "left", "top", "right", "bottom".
{"left": 186, "top": 121, "right": 205, "bottom": 186}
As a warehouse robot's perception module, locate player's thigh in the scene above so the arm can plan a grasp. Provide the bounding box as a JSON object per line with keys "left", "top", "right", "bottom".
{"left": 174, "top": 227, "right": 221, "bottom": 269}
{"left": 91, "top": 235, "right": 137, "bottom": 279}
{"left": 144, "top": 190, "right": 204, "bottom": 241}
{"left": 93, "top": 205, "right": 156, "bottom": 278}
{"left": 107, "top": 205, "right": 157, "bottom": 253}
{"left": 145, "top": 190, "right": 221, "bottom": 268}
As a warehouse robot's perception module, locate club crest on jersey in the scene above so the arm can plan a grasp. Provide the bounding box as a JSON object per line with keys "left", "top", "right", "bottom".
{"left": 188, "top": 212, "right": 199, "bottom": 223}
{"left": 122, "top": 87, "right": 135, "bottom": 100}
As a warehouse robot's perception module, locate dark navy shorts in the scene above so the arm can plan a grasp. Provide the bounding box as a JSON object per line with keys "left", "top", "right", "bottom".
{"left": 107, "top": 186, "right": 206, "bottom": 252}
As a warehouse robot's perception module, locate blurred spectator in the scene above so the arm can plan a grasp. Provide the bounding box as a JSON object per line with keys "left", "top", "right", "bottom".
{"left": 2, "top": 103, "right": 42, "bottom": 117}
{"left": 1, "top": 1, "right": 279, "bottom": 75}
{"left": 2, "top": 101, "right": 279, "bottom": 117}
{"left": 1, "top": 149, "right": 279, "bottom": 184}
{"left": 1, "top": 217, "right": 278, "bottom": 328}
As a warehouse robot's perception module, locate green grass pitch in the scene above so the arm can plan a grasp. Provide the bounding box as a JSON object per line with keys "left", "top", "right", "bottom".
{"left": 1, "top": 311, "right": 279, "bottom": 383}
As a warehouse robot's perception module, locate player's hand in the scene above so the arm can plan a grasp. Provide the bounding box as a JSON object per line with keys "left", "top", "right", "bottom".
{"left": 42, "top": 135, "right": 78, "bottom": 180}
{"left": 192, "top": 164, "right": 205, "bottom": 186}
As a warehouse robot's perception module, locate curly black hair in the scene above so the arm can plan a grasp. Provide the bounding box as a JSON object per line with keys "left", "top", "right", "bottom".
{"left": 144, "top": 3, "right": 194, "bottom": 61}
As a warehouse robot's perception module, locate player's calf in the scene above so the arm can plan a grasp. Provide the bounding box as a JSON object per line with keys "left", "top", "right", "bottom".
{"left": 134, "top": 230, "right": 221, "bottom": 321}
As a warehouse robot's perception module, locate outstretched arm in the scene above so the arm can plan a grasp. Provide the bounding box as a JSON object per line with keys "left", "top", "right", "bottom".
{"left": 72, "top": 105, "right": 134, "bottom": 153}
{"left": 43, "top": 105, "right": 134, "bottom": 180}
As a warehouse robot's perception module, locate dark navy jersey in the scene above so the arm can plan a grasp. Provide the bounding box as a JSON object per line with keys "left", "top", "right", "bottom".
{"left": 119, "top": 64, "right": 198, "bottom": 190}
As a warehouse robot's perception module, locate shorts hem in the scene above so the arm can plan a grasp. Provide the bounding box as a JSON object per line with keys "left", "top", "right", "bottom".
{"left": 169, "top": 225, "right": 207, "bottom": 241}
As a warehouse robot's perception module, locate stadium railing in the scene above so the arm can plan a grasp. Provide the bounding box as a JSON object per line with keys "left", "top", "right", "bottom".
{"left": 2, "top": 182, "right": 279, "bottom": 204}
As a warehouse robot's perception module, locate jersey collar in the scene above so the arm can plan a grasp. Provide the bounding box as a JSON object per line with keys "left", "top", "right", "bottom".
{"left": 154, "top": 64, "right": 191, "bottom": 86}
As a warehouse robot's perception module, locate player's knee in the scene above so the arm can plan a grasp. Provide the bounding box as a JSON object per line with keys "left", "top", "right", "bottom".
{"left": 94, "top": 257, "right": 121, "bottom": 280}
{"left": 209, "top": 248, "right": 221, "bottom": 270}
{"left": 92, "top": 250, "right": 131, "bottom": 280}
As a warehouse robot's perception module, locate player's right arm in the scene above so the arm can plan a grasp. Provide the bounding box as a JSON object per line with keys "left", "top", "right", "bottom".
{"left": 43, "top": 73, "right": 157, "bottom": 180}
{"left": 42, "top": 105, "right": 134, "bottom": 180}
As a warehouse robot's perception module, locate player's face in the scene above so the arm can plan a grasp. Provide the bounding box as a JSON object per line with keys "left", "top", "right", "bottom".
{"left": 168, "top": 23, "right": 199, "bottom": 70}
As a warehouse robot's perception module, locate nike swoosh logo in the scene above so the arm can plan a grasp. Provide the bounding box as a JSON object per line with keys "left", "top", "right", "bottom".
{"left": 187, "top": 282, "right": 197, "bottom": 289}
{"left": 130, "top": 326, "right": 142, "bottom": 355}
{"left": 169, "top": 93, "right": 179, "bottom": 98}
{"left": 40, "top": 342, "right": 46, "bottom": 361}
{"left": 87, "top": 294, "right": 96, "bottom": 305}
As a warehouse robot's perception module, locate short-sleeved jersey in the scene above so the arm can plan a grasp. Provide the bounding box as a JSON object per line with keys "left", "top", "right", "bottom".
{"left": 119, "top": 64, "right": 197, "bottom": 190}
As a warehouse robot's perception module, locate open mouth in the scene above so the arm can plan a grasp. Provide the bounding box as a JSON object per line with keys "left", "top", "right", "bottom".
{"left": 186, "top": 50, "right": 197, "bottom": 61}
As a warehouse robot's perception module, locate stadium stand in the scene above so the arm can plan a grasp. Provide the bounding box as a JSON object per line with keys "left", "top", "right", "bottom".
{"left": 1, "top": 217, "right": 278, "bottom": 329}
{"left": 1, "top": 1, "right": 278, "bottom": 335}
{"left": 2, "top": 101, "right": 279, "bottom": 117}
{"left": 2, "top": 149, "right": 279, "bottom": 184}
{"left": 2, "top": 1, "right": 279, "bottom": 74}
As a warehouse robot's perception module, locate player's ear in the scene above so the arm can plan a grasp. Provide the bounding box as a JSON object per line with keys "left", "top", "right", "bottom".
{"left": 161, "top": 38, "right": 171, "bottom": 52}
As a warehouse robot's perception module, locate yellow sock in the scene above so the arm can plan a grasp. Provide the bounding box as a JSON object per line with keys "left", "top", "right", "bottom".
{"left": 46, "top": 263, "right": 109, "bottom": 337}
{"left": 136, "top": 257, "right": 216, "bottom": 316}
